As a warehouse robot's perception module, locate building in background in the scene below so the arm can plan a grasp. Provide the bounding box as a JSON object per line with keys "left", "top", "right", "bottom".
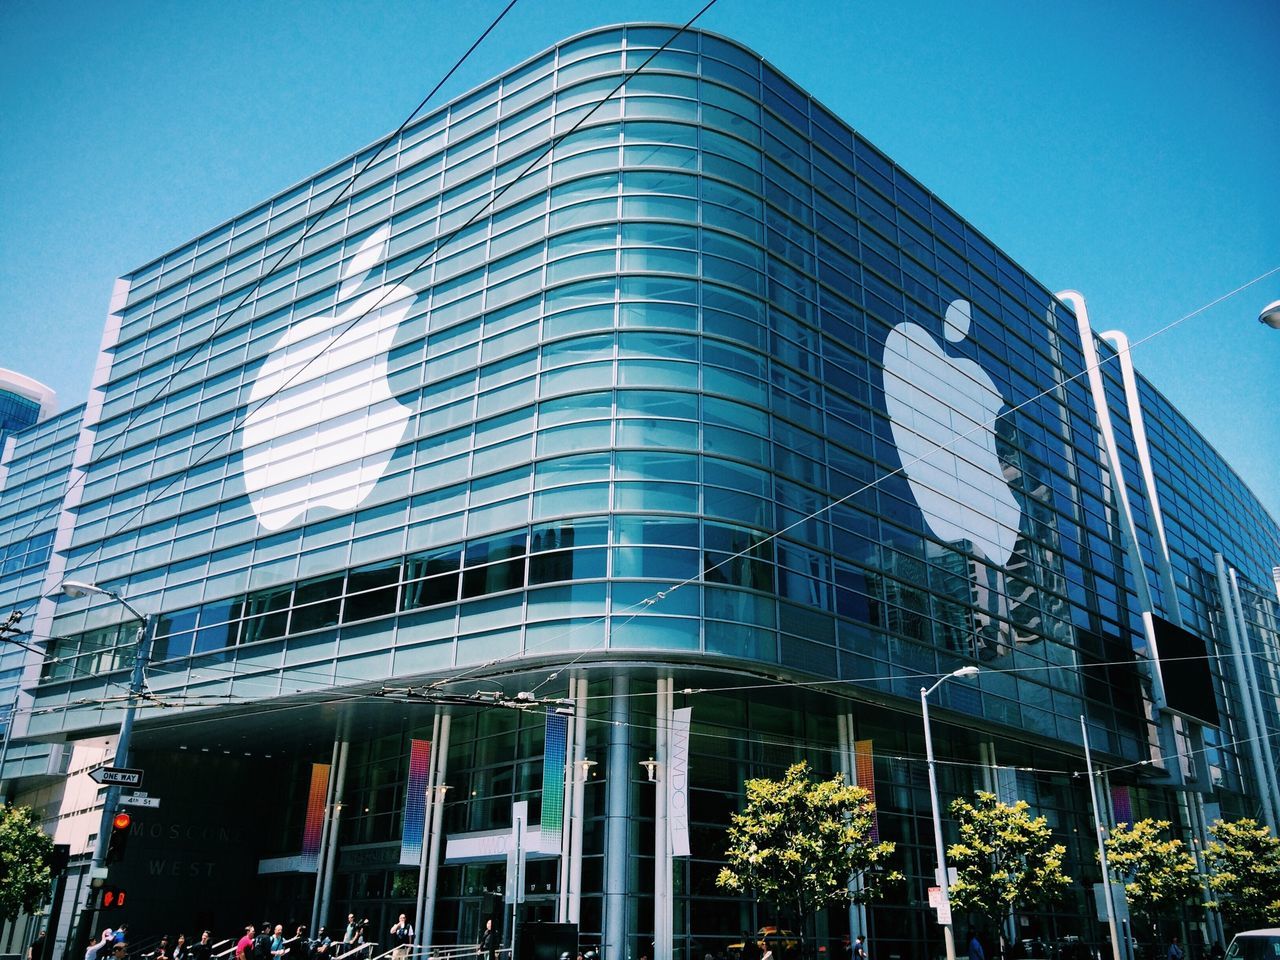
{"left": 2, "top": 24, "right": 1278, "bottom": 960}
{"left": 0, "top": 369, "right": 56, "bottom": 448}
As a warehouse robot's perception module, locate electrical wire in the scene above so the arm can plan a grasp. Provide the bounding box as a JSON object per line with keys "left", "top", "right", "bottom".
{"left": 5, "top": 12, "right": 1278, "bottom": 776}
{"left": 53, "top": 0, "right": 723, "bottom": 595}
{"left": 0, "top": 0, "right": 525, "bottom": 607}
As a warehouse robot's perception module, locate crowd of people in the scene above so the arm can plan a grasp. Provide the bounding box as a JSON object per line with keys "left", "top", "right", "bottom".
{"left": 76, "top": 914, "right": 422, "bottom": 960}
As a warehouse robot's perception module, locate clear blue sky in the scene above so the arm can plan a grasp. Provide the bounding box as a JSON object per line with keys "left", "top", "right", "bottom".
{"left": 2, "top": 0, "right": 1277, "bottom": 520}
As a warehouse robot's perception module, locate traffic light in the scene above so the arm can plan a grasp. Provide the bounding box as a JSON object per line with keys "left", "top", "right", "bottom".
{"left": 104, "top": 810, "right": 131, "bottom": 863}
{"left": 100, "top": 885, "right": 128, "bottom": 910}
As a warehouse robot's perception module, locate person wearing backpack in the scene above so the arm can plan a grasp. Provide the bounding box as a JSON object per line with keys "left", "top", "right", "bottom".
{"left": 254, "top": 924, "right": 274, "bottom": 960}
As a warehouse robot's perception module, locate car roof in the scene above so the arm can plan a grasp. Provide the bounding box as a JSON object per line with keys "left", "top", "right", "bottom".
{"left": 1233, "top": 930, "right": 1280, "bottom": 937}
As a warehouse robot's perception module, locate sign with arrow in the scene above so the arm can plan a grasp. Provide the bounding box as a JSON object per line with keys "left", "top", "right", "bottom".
{"left": 89, "top": 766, "right": 144, "bottom": 788}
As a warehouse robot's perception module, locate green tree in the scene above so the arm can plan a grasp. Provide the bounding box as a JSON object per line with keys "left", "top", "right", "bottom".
{"left": 946, "top": 791, "right": 1071, "bottom": 948}
{"left": 716, "top": 761, "right": 899, "bottom": 948}
{"left": 1104, "top": 819, "right": 1200, "bottom": 925}
{"left": 1204, "top": 817, "right": 1280, "bottom": 930}
{"left": 0, "top": 804, "right": 55, "bottom": 921}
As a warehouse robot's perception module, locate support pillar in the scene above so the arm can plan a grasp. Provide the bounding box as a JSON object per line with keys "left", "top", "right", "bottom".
{"left": 1215, "top": 554, "right": 1278, "bottom": 830}
{"left": 415, "top": 710, "right": 443, "bottom": 942}
{"left": 558, "top": 677, "right": 578, "bottom": 923}
{"left": 1229, "top": 569, "right": 1280, "bottom": 820}
{"left": 603, "top": 676, "right": 630, "bottom": 960}
{"left": 654, "top": 678, "right": 672, "bottom": 960}
{"left": 568, "top": 673, "right": 589, "bottom": 923}
{"left": 311, "top": 737, "right": 343, "bottom": 934}
{"left": 423, "top": 710, "right": 452, "bottom": 950}
{"left": 317, "top": 738, "right": 350, "bottom": 930}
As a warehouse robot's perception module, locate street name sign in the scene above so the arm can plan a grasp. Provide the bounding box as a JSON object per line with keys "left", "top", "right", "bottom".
{"left": 120, "top": 793, "right": 160, "bottom": 808}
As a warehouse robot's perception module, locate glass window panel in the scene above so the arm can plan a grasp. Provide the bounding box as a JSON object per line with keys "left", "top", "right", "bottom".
{"left": 461, "top": 557, "right": 527, "bottom": 597}
{"left": 531, "top": 516, "right": 609, "bottom": 550}
{"left": 528, "top": 547, "right": 607, "bottom": 584}
{"left": 612, "top": 546, "right": 699, "bottom": 580}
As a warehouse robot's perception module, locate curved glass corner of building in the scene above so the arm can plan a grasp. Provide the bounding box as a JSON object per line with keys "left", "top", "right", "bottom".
{"left": 5, "top": 23, "right": 1278, "bottom": 960}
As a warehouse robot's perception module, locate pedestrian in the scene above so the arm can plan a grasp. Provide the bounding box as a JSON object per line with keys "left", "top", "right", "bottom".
{"left": 114, "top": 928, "right": 130, "bottom": 948}
{"left": 237, "top": 927, "right": 257, "bottom": 960}
{"left": 1168, "top": 938, "right": 1184, "bottom": 960}
{"left": 741, "top": 933, "right": 761, "bottom": 960}
{"left": 271, "top": 925, "right": 288, "bottom": 960}
{"left": 111, "top": 943, "right": 130, "bottom": 960}
{"left": 390, "top": 915, "right": 414, "bottom": 960}
{"left": 149, "top": 936, "right": 172, "bottom": 960}
{"left": 478, "top": 919, "right": 500, "bottom": 960}
{"left": 343, "top": 917, "right": 361, "bottom": 949}
{"left": 968, "top": 932, "right": 985, "bottom": 960}
{"left": 853, "top": 937, "right": 867, "bottom": 960}
{"left": 174, "top": 935, "right": 190, "bottom": 960}
{"left": 190, "top": 932, "right": 213, "bottom": 960}
{"left": 289, "top": 927, "right": 310, "bottom": 960}
{"left": 28, "top": 929, "right": 47, "bottom": 960}
{"left": 312, "top": 929, "right": 332, "bottom": 960}
{"left": 88, "top": 931, "right": 115, "bottom": 960}
{"left": 254, "top": 924, "right": 275, "bottom": 960}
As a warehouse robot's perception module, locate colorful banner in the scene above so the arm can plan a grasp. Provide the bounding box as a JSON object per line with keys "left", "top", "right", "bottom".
{"left": 669, "top": 706, "right": 692, "bottom": 857}
{"left": 300, "top": 762, "right": 330, "bottom": 871}
{"left": 541, "top": 711, "right": 568, "bottom": 849}
{"left": 399, "top": 738, "right": 432, "bottom": 865}
{"left": 854, "top": 739, "right": 879, "bottom": 841}
{"left": 1110, "top": 784, "right": 1133, "bottom": 825}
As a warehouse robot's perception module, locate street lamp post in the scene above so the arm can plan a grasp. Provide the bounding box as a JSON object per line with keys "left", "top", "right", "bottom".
{"left": 922, "top": 666, "right": 980, "bottom": 960}
{"left": 57, "top": 580, "right": 154, "bottom": 942}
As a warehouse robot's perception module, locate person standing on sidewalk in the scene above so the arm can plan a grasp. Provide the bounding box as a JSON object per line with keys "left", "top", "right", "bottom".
{"left": 478, "top": 920, "right": 500, "bottom": 960}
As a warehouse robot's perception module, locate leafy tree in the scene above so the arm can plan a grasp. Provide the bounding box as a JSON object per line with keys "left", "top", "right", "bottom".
{"left": 1104, "top": 819, "right": 1200, "bottom": 924}
{"left": 1204, "top": 817, "right": 1280, "bottom": 930}
{"left": 716, "top": 761, "right": 900, "bottom": 947}
{"left": 946, "top": 791, "right": 1071, "bottom": 947}
{"left": 0, "top": 804, "right": 55, "bottom": 921}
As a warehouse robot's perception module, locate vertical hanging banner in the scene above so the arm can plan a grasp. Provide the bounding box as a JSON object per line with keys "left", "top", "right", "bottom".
{"left": 541, "top": 711, "right": 568, "bottom": 849}
{"left": 668, "top": 706, "right": 693, "bottom": 857}
{"left": 399, "top": 739, "right": 433, "bottom": 865}
{"left": 854, "top": 739, "right": 879, "bottom": 841}
{"left": 1110, "top": 784, "right": 1133, "bottom": 825}
{"left": 300, "top": 762, "right": 330, "bottom": 871}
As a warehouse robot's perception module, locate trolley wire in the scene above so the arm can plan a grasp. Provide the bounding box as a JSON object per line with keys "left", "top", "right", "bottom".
{"left": 4, "top": 16, "right": 1277, "bottom": 775}
{"left": 0, "top": 0, "right": 524, "bottom": 611}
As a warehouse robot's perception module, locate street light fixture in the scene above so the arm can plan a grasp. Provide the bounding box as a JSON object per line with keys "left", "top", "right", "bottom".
{"left": 922, "top": 666, "right": 981, "bottom": 960}
{"left": 55, "top": 580, "right": 154, "bottom": 875}
{"left": 1259, "top": 299, "right": 1280, "bottom": 330}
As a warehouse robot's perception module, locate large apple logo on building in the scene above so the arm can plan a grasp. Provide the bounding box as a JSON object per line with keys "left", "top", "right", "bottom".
{"left": 881, "top": 299, "right": 1021, "bottom": 567}
{"left": 241, "top": 224, "right": 415, "bottom": 530}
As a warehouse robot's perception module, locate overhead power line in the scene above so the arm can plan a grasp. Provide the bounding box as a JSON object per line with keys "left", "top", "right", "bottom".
{"left": 2, "top": 0, "right": 525, "bottom": 587}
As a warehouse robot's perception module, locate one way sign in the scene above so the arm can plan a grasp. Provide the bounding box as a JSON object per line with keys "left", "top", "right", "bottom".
{"left": 89, "top": 766, "right": 144, "bottom": 788}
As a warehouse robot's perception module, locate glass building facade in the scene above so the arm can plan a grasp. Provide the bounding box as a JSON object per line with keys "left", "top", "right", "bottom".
{"left": 0, "top": 370, "right": 67, "bottom": 788}
{"left": 3, "top": 24, "right": 1278, "bottom": 960}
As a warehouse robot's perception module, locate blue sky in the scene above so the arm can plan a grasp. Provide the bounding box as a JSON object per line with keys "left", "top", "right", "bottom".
{"left": 1, "top": 0, "right": 1276, "bottom": 520}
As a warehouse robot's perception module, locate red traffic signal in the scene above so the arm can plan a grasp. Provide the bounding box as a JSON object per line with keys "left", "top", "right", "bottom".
{"left": 101, "top": 885, "right": 127, "bottom": 910}
{"left": 105, "top": 810, "right": 132, "bottom": 863}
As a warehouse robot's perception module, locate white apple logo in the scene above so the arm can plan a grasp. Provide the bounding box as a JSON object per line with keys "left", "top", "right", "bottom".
{"left": 241, "top": 224, "right": 414, "bottom": 531}
{"left": 881, "top": 299, "right": 1022, "bottom": 567}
